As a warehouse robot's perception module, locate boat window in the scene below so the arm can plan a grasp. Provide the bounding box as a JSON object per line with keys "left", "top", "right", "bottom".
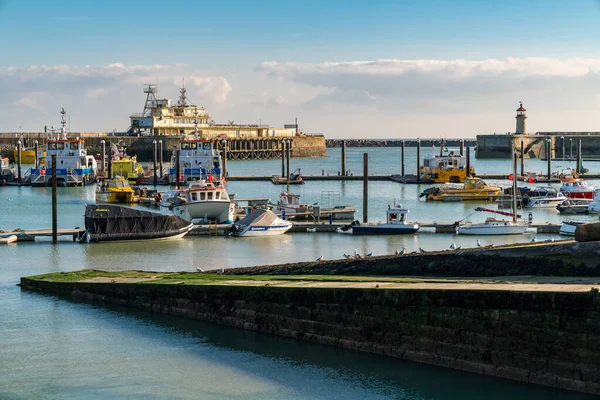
{"left": 200, "top": 192, "right": 205, "bottom": 200}
{"left": 215, "top": 192, "right": 221, "bottom": 200}
{"left": 56, "top": 142, "right": 65, "bottom": 150}
{"left": 190, "top": 143, "right": 197, "bottom": 149}
{"left": 203, "top": 143, "right": 212, "bottom": 150}
{"left": 424, "top": 160, "right": 430, "bottom": 167}
{"left": 48, "top": 142, "right": 57, "bottom": 150}
{"left": 191, "top": 192, "right": 197, "bottom": 201}
{"left": 71, "top": 142, "right": 79, "bottom": 150}
{"left": 207, "top": 192, "right": 213, "bottom": 200}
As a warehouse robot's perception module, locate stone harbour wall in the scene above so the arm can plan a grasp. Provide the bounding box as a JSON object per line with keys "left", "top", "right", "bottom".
{"left": 20, "top": 278, "right": 600, "bottom": 396}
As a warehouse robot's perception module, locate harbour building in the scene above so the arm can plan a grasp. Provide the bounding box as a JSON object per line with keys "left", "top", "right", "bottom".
{"left": 128, "top": 84, "right": 297, "bottom": 138}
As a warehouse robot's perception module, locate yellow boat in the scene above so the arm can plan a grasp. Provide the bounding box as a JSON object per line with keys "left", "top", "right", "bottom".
{"left": 420, "top": 150, "right": 475, "bottom": 183}
{"left": 109, "top": 156, "right": 145, "bottom": 182}
{"left": 13, "top": 148, "right": 46, "bottom": 165}
{"left": 96, "top": 178, "right": 135, "bottom": 203}
{"left": 423, "top": 177, "right": 501, "bottom": 202}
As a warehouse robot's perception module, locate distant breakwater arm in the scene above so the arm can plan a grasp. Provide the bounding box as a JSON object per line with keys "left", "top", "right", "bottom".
{"left": 326, "top": 139, "right": 477, "bottom": 148}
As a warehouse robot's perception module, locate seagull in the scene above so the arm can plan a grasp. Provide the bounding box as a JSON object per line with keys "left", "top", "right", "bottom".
{"left": 530, "top": 236, "right": 537, "bottom": 243}
{"left": 196, "top": 267, "right": 204, "bottom": 273}
{"left": 400, "top": 248, "right": 406, "bottom": 255}
{"left": 394, "top": 249, "right": 400, "bottom": 255}
{"left": 419, "top": 247, "right": 426, "bottom": 253}
{"left": 450, "top": 242, "right": 456, "bottom": 250}
{"left": 353, "top": 249, "right": 359, "bottom": 258}
{"left": 476, "top": 239, "right": 482, "bottom": 247}
{"left": 316, "top": 255, "right": 323, "bottom": 261}
{"left": 343, "top": 253, "right": 352, "bottom": 259}
{"left": 456, "top": 245, "right": 462, "bottom": 250}
{"left": 366, "top": 251, "right": 373, "bottom": 257}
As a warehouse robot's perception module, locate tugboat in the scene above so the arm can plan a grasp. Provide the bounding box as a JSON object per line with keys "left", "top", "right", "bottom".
{"left": 420, "top": 141, "right": 475, "bottom": 183}
{"left": 29, "top": 109, "right": 98, "bottom": 187}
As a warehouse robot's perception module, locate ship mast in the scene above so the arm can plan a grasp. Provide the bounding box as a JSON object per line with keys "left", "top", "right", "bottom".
{"left": 60, "top": 108, "right": 67, "bottom": 139}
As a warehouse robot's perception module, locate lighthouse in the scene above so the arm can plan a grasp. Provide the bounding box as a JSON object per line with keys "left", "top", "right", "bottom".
{"left": 515, "top": 101, "right": 527, "bottom": 134}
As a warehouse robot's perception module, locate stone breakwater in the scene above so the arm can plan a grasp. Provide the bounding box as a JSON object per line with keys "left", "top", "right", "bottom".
{"left": 326, "top": 139, "right": 477, "bottom": 148}
{"left": 20, "top": 276, "right": 600, "bottom": 396}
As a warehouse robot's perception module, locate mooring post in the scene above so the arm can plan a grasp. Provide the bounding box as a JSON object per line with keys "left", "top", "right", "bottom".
{"left": 520, "top": 139, "right": 524, "bottom": 177}
{"left": 363, "top": 153, "right": 369, "bottom": 223}
{"left": 153, "top": 140, "right": 158, "bottom": 185}
{"left": 546, "top": 138, "right": 551, "bottom": 182}
{"left": 460, "top": 139, "right": 464, "bottom": 157}
{"left": 100, "top": 140, "right": 106, "bottom": 176}
{"left": 286, "top": 139, "right": 291, "bottom": 181}
{"left": 34, "top": 140, "right": 39, "bottom": 169}
{"left": 341, "top": 140, "right": 347, "bottom": 176}
{"left": 577, "top": 139, "right": 582, "bottom": 174}
{"left": 175, "top": 150, "right": 181, "bottom": 189}
{"left": 158, "top": 140, "right": 163, "bottom": 178}
{"left": 512, "top": 151, "right": 518, "bottom": 221}
{"left": 16, "top": 140, "right": 22, "bottom": 185}
{"left": 466, "top": 147, "right": 471, "bottom": 178}
{"left": 401, "top": 140, "right": 405, "bottom": 176}
{"left": 416, "top": 140, "right": 421, "bottom": 183}
{"left": 281, "top": 139, "right": 286, "bottom": 177}
{"left": 221, "top": 139, "right": 227, "bottom": 178}
{"left": 52, "top": 154, "right": 57, "bottom": 244}
{"left": 107, "top": 141, "right": 112, "bottom": 179}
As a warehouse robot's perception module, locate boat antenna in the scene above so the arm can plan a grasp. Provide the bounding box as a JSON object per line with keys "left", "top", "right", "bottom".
{"left": 512, "top": 150, "right": 518, "bottom": 223}
{"left": 60, "top": 108, "right": 68, "bottom": 139}
{"left": 193, "top": 107, "right": 199, "bottom": 139}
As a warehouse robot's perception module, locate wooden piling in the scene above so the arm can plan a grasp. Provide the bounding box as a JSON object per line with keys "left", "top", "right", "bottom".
{"left": 416, "top": 140, "right": 421, "bottom": 183}
{"left": 466, "top": 147, "right": 471, "bottom": 178}
{"left": 158, "top": 140, "right": 163, "bottom": 178}
{"left": 221, "top": 140, "right": 227, "bottom": 178}
{"left": 547, "top": 138, "right": 551, "bottom": 181}
{"left": 363, "top": 153, "right": 368, "bottom": 223}
{"left": 107, "top": 141, "right": 112, "bottom": 179}
{"left": 175, "top": 150, "right": 181, "bottom": 189}
{"left": 101, "top": 140, "right": 106, "bottom": 177}
{"left": 281, "top": 140, "right": 286, "bottom": 177}
{"left": 577, "top": 139, "right": 582, "bottom": 174}
{"left": 341, "top": 140, "right": 347, "bottom": 176}
{"left": 16, "top": 141, "right": 22, "bottom": 185}
{"left": 401, "top": 140, "right": 405, "bottom": 176}
{"left": 460, "top": 139, "right": 464, "bottom": 157}
{"left": 286, "top": 140, "right": 291, "bottom": 181}
{"left": 52, "top": 154, "right": 57, "bottom": 243}
{"left": 520, "top": 139, "right": 524, "bottom": 177}
{"left": 153, "top": 140, "right": 157, "bottom": 185}
{"left": 34, "top": 140, "right": 39, "bottom": 169}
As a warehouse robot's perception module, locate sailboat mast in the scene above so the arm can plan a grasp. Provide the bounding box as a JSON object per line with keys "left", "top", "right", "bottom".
{"left": 512, "top": 150, "right": 518, "bottom": 223}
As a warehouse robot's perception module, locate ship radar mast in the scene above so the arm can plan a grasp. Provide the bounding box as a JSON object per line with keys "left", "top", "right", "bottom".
{"left": 142, "top": 84, "right": 158, "bottom": 117}
{"left": 60, "top": 108, "right": 68, "bottom": 139}
{"left": 177, "top": 78, "right": 189, "bottom": 107}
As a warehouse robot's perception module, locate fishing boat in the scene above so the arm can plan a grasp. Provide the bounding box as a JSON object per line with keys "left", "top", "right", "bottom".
{"left": 169, "top": 130, "right": 225, "bottom": 186}
{"left": 159, "top": 179, "right": 234, "bottom": 223}
{"left": 271, "top": 169, "right": 304, "bottom": 185}
{"left": 272, "top": 191, "right": 357, "bottom": 221}
{"left": 556, "top": 199, "right": 592, "bottom": 215}
{"left": 558, "top": 168, "right": 593, "bottom": 198}
{"left": 78, "top": 204, "right": 193, "bottom": 243}
{"left": 521, "top": 186, "right": 566, "bottom": 208}
{"left": 225, "top": 208, "right": 292, "bottom": 237}
{"left": 350, "top": 203, "right": 420, "bottom": 235}
{"left": 421, "top": 177, "right": 501, "bottom": 202}
{"left": 13, "top": 146, "right": 46, "bottom": 165}
{"left": 0, "top": 157, "right": 16, "bottom": 185}
{"left": 29, "top": 109, "right": 98, "bottom": 187}
{"left": 420, "top": 143, "right": 474, "bottom": 183}
{"left": 95, "top": 177, "right": 135, "bottom": 203}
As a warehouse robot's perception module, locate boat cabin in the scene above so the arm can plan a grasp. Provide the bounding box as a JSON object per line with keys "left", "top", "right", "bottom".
{"left": 278, "top": 192, "right": 301, "bottom": 206}
{"left": 421, "top": 151, "right": 475, "bottom": 183}
{"left": 1, "top": 157, "right": 9, "bottom": 170}
{"left": 387, "top": 204, "right": 410, "bottom": 225}
{"left": 30, "top": 138, "right": 98, "bottom": 186}
{"left": 169, "top": 138, "right": 223, "bottom": 184}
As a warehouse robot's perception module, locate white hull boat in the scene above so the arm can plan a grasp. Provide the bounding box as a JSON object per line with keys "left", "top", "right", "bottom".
{"left": 160, "top": 180, "right": 234, "bottom": 223}
{"left": 457, "top": 219, "right": 528, "bottom": 235}
{"left": 521, "top": 187, "right": 566, "bottom": 208}
{"left": 559, "top": 220, "right": 588, "bottom": 236}
{"left": 226, "top": 209, "right": 292, "bottom": 237}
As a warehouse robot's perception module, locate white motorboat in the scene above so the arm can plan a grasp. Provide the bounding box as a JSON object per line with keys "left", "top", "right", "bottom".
{"left": 559, "top": 220, "right": 588, "bottom": 236}
{"left": 160, "top": 180, "right": 234, "bottom": 223}
{"left": 556, "top": 199, "right": 592, "bottom": 215}
{"left": 521, "top": 186, "right": 566, "bottom": 208}
{"left": 348, "top": 203, "right": 419, "bottom": 235}
{"left": 586, "top": 189, "right": 600, "bottom": 213}
{"left": 272, "top": 192, "right": 357, "bottom": 221}
{"left": 225, "top": 209, "right": 292, "bottom": 237}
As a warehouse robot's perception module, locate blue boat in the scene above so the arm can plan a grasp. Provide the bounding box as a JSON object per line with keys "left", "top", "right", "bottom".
{"left": 349, "top": 203, "right": 420, "bottom": 235}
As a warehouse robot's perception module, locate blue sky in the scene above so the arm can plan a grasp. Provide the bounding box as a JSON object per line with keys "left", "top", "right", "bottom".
{"left": 2, "top": 0, "right": 600, "bottom": 137}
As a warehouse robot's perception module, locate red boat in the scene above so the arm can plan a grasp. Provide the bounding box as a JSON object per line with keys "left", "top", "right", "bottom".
{"left": 560, "top": 176, "right": 594, "bottom": 199}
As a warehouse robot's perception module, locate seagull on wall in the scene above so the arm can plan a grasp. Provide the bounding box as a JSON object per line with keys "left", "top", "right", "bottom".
{"left": 316, "top": 255, "right": 323, "bottom": 261}
{"left": 476, "top": 239, "right": 482, "bottom": 247}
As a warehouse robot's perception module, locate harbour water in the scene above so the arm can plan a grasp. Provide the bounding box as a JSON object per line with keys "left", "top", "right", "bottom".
{"left": 1, "top": 147, "right": 597, "bottom": 399}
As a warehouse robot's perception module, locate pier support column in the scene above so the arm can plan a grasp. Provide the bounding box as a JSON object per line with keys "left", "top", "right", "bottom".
{"left": 416, "top": 140, "right": 421, "bottom": 183}
{"left": 341, "top": 140, "right": 347, "bottom": 176}
{"left": 281, "top": 140, "right": 286, "bottom": 177}
{"left": 401, "top": 140, "right": 405, "bottom": 176}
{"left": 16, "top": 140, "right": 22, "bottom": 185}
{"left": 363, "top": 153, "right": 369, "bottom": 223}
{"left": 221, "top": 139, "right": 227, "bottom": 178}
{"left": 520, "top": 139, "right": 524, "bottom": 177}
{"left": 158, "top": 140, "right": 163, "bottom": 178}
{"left": 52, "top": 154, "right": 57, "bottom": 244}
{"left": 153, "top": 140, "right": 157, "bottom": 186}
{"left": 100, "top": 140, "right": 106, "bottom": 176}
{"left": 34, "top": 140, "right": 39, "bottom": 169}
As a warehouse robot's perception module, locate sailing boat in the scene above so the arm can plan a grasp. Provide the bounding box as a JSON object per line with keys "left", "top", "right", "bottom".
{"left": 457, "top": 151, "right": 528, "bottom": 235}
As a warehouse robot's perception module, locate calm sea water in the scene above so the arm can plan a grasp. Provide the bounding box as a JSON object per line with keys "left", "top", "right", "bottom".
{"left": 1, "top": 147, "right": 595, "bottom": 399}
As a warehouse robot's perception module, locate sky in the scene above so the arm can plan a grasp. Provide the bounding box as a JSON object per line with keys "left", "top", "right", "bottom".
{"left": 2, "top": 0, "right": 600, "bottom": 138}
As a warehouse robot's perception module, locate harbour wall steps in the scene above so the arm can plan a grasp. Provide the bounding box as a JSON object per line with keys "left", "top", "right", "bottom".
{"left": 20, "top": 244, "right": 600, "bottom": 396}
